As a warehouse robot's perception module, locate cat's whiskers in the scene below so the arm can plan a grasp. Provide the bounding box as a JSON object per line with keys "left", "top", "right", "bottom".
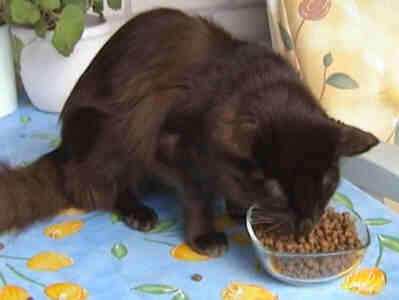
{"left": 259, "top": 221, "right": 285, "bottom": 233}
{"left": 250, "top": 216, "right": 275, "bottom": 224}
{"left": 250, "top": 208, "right": 289, "bottom": 235}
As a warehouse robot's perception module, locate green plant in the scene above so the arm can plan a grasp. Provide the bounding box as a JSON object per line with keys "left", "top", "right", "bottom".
{"left": 0, "top": 0, "right": 6, "bottom": 24}
{"left": 1, "top": 0, "right": 121, "bottom": 56}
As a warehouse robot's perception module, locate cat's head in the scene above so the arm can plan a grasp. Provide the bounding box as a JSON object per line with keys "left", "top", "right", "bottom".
{"left": 212, "top": 83, "right": 379, "bottom": 237}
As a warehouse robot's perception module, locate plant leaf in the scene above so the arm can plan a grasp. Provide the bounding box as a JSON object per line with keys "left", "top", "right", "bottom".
{"left": 147, "top": 219, "right": 177, "bottom": 233}
{"left": 111, "top": 243, "right": 128, "bottom": 260}
{"left": 365, "top": 218, "right": 392, "bottom": 226}
{"left": 110, "top": 212, "right": 121, "bottom": 224}
{"left": 9, "top": 0, "right": 41, "bottom": 25}
{"left": 31, "top": 133, "right": 55, "bottom": 140}
{"left": 1, "top": 0, "right": 12, "bottom": 24}
{"left": 51, "top": 4, "right": 84, "bottom": 56}
{"left": 172, "top": 290, "right": 189, "bottom": 300}
{"left": 376, "top": 235, "right": 384, "bottom": 267}
{"left": 39, "top": 0, "right": 60, "bottom": 10}
{"left": 16, "top": 161, "right": 30, "bottom": 168}
{"left": 50, "top": 137, "right": 61, "bottom": 148}
{"left": 133, "top": 284, "right": 178, "bottom": 294}
{"left": 92, "top": 0, "right": 104, "bottom": 18}
{"left": 255, "top": 261, "right": 263, "bottom": 273}
{"left": 326, "top": 72, "right": 359, "bottom": 89}
{"left": 34, "top": 17, "right": 48, "bottom": 38}
{"left": 10, "top": 33, "right": 23, "bottom": 73}
{"left": 278, "top": 22, "right": 293, "bottom": 51}
{"left": 64, "top": 0, "right": 86, "bottom": 11}
{"left": 331, "top": 192, "right": 354, "bottom": 210}
{"left": 323, "top": 52, "right": 333, "bottom": 68}
{"left": 107, "top": 0, "right": 121, "bottom": 10}
{"left": 379, "top": 234, "right": 399, "bottom": 253}
{"left": 20, "top": 115, "right": 31, "bottom": 124}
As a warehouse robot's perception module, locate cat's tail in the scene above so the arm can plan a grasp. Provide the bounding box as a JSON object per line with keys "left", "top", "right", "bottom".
{"left": 0, "top": 150, "right": 70, "bottom": 231}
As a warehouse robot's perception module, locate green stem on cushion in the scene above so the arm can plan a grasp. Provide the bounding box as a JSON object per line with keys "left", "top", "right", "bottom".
{"left": 6, "top": 264, "right": 46, "bottom": 288}
{"left": 0, "top": 255, "right": 29, "bottom": 261}
{"left": 375, "top": 235, "right": 384, "bottom": 268}
{"left": 0, "top": 271, "right": 6, "bottom": 286}
{"left": 143, "top": 238, "right": 175, "bottom": 247}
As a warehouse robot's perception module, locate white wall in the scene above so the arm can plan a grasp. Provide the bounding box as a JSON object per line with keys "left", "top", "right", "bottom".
{"left": 102, "top": 0, "right": 270, "bottom": 42}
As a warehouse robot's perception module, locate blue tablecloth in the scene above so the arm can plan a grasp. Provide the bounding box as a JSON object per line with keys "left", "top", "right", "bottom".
{"left": 0, "top": 92, "right": 398, "bottom": 300}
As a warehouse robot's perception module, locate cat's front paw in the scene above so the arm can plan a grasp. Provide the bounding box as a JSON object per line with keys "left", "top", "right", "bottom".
{"left": 192, "top": 232, "right": 228, "bottom": 257}
{"left": 123, "top": 205, "right": 158, "bottom": 232}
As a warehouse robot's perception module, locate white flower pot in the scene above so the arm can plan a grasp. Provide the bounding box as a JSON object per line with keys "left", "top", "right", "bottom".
{"left": 0, "top": 24, "right": 18, "bottom": 118}
{"left": 12, "top": 15, "right": 127, "bottom": 113}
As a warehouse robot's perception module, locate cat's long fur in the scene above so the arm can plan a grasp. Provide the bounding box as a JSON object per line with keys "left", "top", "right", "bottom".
{"left": 0, "top": 8, "right": 378, "bottom": 256}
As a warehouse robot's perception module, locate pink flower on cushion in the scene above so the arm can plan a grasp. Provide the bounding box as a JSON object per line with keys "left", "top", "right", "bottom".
{"left": 299, "top": 0, "right": 331, "bottom": 21}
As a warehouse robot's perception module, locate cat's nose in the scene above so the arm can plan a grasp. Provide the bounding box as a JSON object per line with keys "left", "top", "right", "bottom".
{"left": 296, "top": 218, "right": 313, "bottom": 237}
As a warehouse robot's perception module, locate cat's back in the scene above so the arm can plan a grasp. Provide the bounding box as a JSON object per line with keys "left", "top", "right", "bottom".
{"left": 59, "top": 8, "right": 244, "bottom": 167}
{"left": 62, "top": 8, "right": 241, "bottom": 116}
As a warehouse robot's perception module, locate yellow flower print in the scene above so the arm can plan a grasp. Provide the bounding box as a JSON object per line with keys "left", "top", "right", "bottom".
{"left": 341, "top": 232, "right": 398, "bottom": 295}
{"left": 171, "top": 243, "right": 209, "bottom": 262}
{"left": 45, "top": 282, "right": 89, "bottom": 300}
{"left": 0, "top": 285, "right": 30, "bottom": 300}
{"left": 221, "top": 282, "right": 278, "bottom": 300}
{"left": 58, "top": 207, "right": 87, "bottom": 217}
{"left": 44, "top": 220, "right": 84, "bottom": 239}
{"left": 342, "top": 268, "right": 386, "bottom": 296}
{"left": 6, "top": 264, "right": 88, "bottom": 300}
{"left": 27, "top": 252, "right": 74, "bottom": 271}
{"left": 144, "top": 238, "right": 210, "bottom": 262}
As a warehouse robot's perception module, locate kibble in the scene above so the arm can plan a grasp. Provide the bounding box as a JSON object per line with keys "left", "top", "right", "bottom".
{"left": 191, "top": 274, "right": 203, "bottom": 282}
{"left": 254, "top": 209, "right": 363, "bottom": 279}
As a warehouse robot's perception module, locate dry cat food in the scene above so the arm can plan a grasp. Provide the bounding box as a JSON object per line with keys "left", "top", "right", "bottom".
{"left": 255, "top": 208, "right": 363, "bottom": 279}
{"left": 191, "top": 274, "right": 203, "bottom": 282}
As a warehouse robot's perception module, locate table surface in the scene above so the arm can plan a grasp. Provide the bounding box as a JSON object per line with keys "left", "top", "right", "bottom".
{"left": 0, "top": 94, "right": 398, "bottom": 300}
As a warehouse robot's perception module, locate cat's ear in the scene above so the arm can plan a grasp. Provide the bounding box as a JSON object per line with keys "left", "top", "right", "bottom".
{"left": 334, "top": 120, "right": 379, "bottom": 157}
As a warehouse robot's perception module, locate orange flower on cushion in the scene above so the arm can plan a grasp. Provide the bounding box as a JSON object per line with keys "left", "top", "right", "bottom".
{"left": 27, "top": 251, "right": 74, "bottom": 271}
{"left": 299, "top": 0, "right": 331, "bottom": 21}
{"left": 0, "top": 285, "right": 30, "bottom": 300}
{"left": 342, "top": 268, "right": 386, "bottom": 296}
{"left": 170, "top": 243, "right": 209, "bottom": 262}
{"left": 44, "top": 220, "right": 84, "bottom": 239}
{"left": 221, "top": 282, "right": 278, "bottom": 300}
{"left": 44, "top": 282, "right": 88, "bottom": 300}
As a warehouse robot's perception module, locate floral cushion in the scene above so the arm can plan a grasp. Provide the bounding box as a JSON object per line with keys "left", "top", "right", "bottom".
{"left": 266, "top": 0, "right": 399, "bottom": 142}
{"left": 0, "top": 92, "right": 399, "bottom": 300}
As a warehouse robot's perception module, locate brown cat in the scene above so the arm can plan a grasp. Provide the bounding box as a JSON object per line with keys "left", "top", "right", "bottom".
{"left": 0, "top": 8, "right": 378, "bottom": 257}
